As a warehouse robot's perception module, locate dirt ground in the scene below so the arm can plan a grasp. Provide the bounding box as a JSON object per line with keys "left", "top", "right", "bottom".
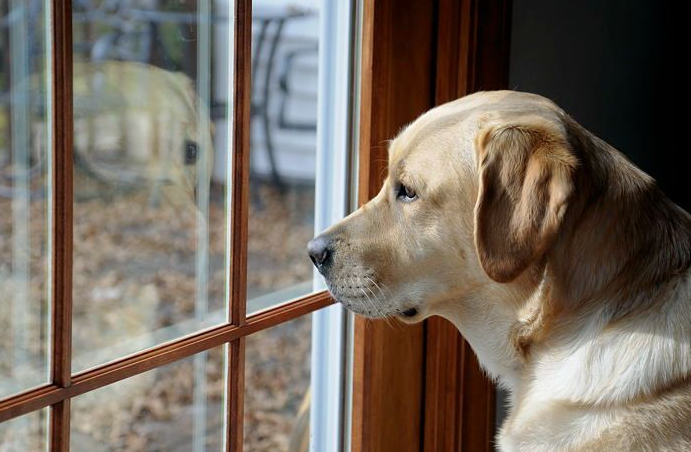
{"left": 0, "top": 174, "right": 315, "bottom": 451}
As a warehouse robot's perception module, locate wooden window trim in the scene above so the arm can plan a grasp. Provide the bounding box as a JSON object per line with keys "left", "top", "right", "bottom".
{"left": 350, "top": 0, "right": 435, "bottom": 450}
{"left": 351, "top": 0, "right": 512, "bottom": 451}
{"left": 424, "top": 1, "right": 511, "bottom": 450}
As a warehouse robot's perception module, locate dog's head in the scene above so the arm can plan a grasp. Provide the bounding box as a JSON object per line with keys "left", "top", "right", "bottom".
{"left": 308, "top": 91, "right": 579, "bottom": 323}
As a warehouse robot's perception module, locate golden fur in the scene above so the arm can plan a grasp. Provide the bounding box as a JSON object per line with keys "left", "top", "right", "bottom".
{"left": 311, "top": 91, "right": 691, "bottom": 451}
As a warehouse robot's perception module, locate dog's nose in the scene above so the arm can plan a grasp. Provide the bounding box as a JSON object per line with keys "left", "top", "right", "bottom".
{"left": 307, "top": 235, "right": 332, "bottom": 272}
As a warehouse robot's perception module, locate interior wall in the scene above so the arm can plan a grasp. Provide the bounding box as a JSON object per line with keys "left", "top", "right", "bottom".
{"left": 508, "top": 0, "right": 685, "bottom": 210}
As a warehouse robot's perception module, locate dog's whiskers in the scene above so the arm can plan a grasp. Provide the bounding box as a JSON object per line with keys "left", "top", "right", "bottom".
{"left": 363, "top": 276, "right": 398, "bottom": 327}
{"left": 364, "top": 276, "right": 388, "bottom": 312}
{"left": 368, "top": 270, "right": 396, "bottom": 300}
{"left": 370, "top": 285, "right": 393, "bottom": 327}
{"left": 352, "top": 275, "right": 387, "bottom": 323}
{"left": 351, "top": 276, "right": 373, "bottom": 315}
{"left": 366, "top": 273, "right": 406, "bottom": 330}
{"left": 361, "top": 280, "right": 385, "bottom": 321}
{"left": 358, "top": 287, "right": 376, "bottom": 319}
{"left": 366, "top": 276, "right": 389, "bottom": 304}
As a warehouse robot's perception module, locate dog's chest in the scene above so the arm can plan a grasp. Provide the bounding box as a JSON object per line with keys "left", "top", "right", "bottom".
{"left": 497, "top": 400, "right": 618, "bottom": 452}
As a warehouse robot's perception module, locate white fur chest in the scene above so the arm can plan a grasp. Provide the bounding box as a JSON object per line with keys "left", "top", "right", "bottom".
{"left": 497, "top": 399, "right": 620, "bottom": 452}
{"left": 496, "top": 281, "right": 691, "bottom": 452}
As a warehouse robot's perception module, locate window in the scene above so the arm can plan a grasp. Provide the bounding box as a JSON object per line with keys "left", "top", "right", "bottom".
{"left": 1, "top": 0, "right": 356, "bottom": 450}
{"left": 6, "top": 1, "right": 509, "bottom": 451}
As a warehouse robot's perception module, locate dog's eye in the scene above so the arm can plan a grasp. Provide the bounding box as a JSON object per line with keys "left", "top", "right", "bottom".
{"left": 396, "top": 184, "right": 418, "bottom": 202}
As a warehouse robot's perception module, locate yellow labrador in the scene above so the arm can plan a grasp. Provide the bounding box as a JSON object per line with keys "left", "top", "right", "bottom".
{"left": 308, "top": 91, "right": 691, "bottom": 452}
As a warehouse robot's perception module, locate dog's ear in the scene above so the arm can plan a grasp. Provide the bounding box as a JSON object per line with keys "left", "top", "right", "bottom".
{"left": 474, "top": 124, "right": 577, "bottom": 283}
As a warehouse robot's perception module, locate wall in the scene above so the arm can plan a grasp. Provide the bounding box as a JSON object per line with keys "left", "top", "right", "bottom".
{"left": 509, "top": 0, "right": 685, "bottom": 210}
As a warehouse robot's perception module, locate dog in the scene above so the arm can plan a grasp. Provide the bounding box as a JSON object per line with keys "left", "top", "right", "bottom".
{"left": 72, "top": 60, "right": 213, "bottom": 208}
{"left": 1, "top": 60, "right": 212, "bottom": 206}
{"left": 308, "top": 91, "right": 691, "bottom": 452}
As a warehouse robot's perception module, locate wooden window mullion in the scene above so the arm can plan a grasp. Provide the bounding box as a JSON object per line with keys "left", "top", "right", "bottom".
{"left": 226, "top": 339, "right": 246, "bottom": 452}
{"left": 226, "top": 0, "right": 252, "bottom": 450}
{"left": 49, "top": 0, "right": 74, "bottom": 450}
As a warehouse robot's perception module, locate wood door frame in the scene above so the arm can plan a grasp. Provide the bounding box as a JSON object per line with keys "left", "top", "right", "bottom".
{"left": 351, "top": 0, "right": 512, "bottom": 451}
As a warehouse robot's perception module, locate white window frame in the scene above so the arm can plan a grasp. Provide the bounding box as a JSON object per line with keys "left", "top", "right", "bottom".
{"left": 310, "top": 0, "right": 359, "bottom": 450}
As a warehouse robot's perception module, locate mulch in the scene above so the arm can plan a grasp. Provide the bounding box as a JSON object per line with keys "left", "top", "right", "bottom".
{"left": 0, "top": 175, "right": 315, "bottom": 451}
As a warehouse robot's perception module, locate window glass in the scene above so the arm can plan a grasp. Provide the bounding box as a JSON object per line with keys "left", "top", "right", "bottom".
{"left": 71, "top": 346, "right": 225, "bottom": 451}
{"left": 71, "top": 0, "right": 233, "bottom": 371}
{"left": 246, "top": 0, "right": 320, "bottom": 314}
{"left": 244, "top": 316, "right": 311, "bottom": 451}
{"left": 0, "top": 0, "right": 51, "bottom": 398}
{"left": 0, "top": 408, "right": 48, "bottom": 452}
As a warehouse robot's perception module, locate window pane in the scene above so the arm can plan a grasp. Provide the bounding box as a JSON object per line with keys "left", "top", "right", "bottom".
{"left": 0, "top": 0, "right": 51, "bottom": 398}
{"left": 246, "top": 1, "right": 320, "bottom": 314}
{"left": 71, "top": 1, "right": 233, "bottom": 371}
{"left": 0, "top": 408, "right": 48, "bottom": 452}
{"left": 244, "top": 316, "right": 311, "bottom": 451}
{"left": 71, "top": 346, "right": 225, "bottom": 451}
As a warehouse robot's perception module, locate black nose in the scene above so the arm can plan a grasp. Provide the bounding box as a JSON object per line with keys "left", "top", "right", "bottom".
{"left": 307, "top": 235, "right": 332, "bottom": 272}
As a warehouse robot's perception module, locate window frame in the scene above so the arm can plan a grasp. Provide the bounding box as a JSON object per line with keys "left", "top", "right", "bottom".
{"left": 0, "top": 2, "right": 335, "bottom": 451}
{"left": 0, "top": 0, "right": 514, "bottom": 451}
{"left": 350, "top": 0, "right": 512, "bottom": 451}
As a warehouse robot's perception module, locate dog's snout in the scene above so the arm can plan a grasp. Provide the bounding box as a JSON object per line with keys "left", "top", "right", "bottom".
{"left": 307, "top": 236, "right": 332, "bottom": 273}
